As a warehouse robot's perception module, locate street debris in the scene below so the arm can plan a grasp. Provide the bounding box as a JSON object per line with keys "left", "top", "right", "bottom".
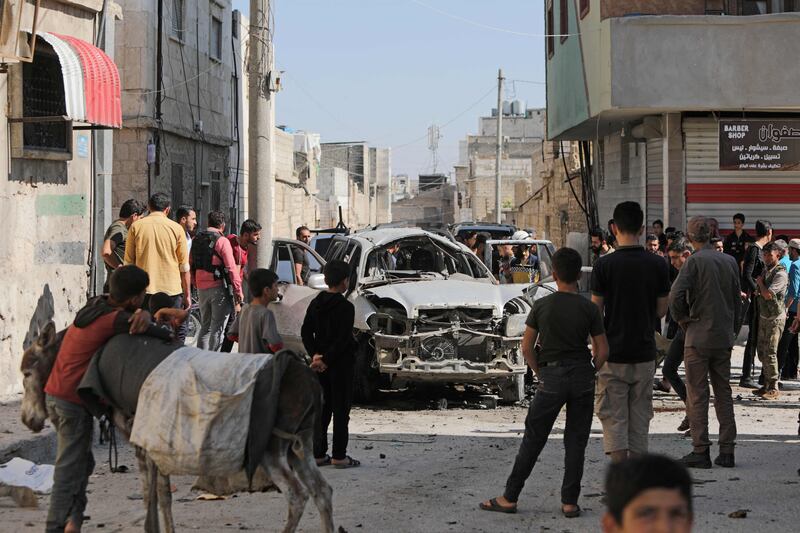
{"left": 0, "top": 458, "right": 54, "bottom": 495}
{"left": 728, "top": 509, "right": 749, "bottom": 518}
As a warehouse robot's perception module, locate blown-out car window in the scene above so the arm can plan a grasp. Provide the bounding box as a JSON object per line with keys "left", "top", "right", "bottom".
{"left": 273, "top": 244, "right": 296, "bottom": 284}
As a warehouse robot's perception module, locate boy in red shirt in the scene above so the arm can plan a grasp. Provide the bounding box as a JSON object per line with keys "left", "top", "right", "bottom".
{"left": 44, "top": 266, "right": 167, "bottom": 533}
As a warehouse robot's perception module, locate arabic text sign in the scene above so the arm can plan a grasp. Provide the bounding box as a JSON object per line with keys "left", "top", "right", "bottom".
{"left": 719, "top": 119, "right": 800, "bottom": 171}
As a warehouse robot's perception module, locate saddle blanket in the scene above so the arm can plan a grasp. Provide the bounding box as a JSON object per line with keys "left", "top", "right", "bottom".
{"left": 130, "top": 346, "right": 272, "bottom": 476}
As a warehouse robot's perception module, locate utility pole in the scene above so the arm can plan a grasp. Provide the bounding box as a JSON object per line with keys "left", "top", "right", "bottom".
{"left": 495, "top": 68, "right": 504, "bottom": 224}
{"left": 248, "top": 0, "right": 275, "bottom": 268}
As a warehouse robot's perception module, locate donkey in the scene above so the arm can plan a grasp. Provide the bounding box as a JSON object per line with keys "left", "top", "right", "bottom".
{"left": 20, "top": 321, "right": 335, "bottom": 533}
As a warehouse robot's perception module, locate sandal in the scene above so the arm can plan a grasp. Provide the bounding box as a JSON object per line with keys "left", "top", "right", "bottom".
{"left": 332, "top": 456, "right": 361, "bottom": 469}
{"left": 562, "top": 504, "right": 581, "bottom": 518}
{"left": 479, "top": 498, "right": 517, "bottom": 514}
{"left": 315, "top": 455, "right": 331, "bottom": 467}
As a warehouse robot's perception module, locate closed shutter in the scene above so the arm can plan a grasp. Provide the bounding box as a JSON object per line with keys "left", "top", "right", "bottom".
{"left": 646, "top": 139, "right": 663, "bottom": 228}
{"left": 684, "top": 117, "right": 800, "bottom": 235}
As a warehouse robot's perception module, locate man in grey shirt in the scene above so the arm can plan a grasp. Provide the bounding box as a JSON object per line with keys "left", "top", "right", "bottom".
{"left": 669, "top": 216, "right": 742, "bottom": 469}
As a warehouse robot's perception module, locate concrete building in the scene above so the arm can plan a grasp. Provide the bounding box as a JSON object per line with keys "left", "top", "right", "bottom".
{"left": 547, "top": 1, "right": 800, "bottom": 235}
{"left": 321, "top": 141, "right": 392, "bottom": 226}
{"left": 114, "top": 0, "right": 237, "bottom": 227}
{"left": 513, "top": 141, "right": 588, "bottom": 249}
{"left": 0, "top": 1, "right": 123, "bottom": 396}
{"left": 392, "top": 185, "right": 457, "bottom": 226}
{"left": 458, "top": 108, "right": 546, "bottom": 223}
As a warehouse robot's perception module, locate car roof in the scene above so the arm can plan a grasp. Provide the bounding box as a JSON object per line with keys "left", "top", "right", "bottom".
{"left": 487, "top": 239, "right": 553, "bottom": 246}
{"left": 340, "top": 228, "right": 456, "bottom": 248}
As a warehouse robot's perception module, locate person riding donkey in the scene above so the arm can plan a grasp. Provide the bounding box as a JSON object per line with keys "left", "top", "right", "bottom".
{"left": 41, "top": 266, "right": 171, "bottom": 533}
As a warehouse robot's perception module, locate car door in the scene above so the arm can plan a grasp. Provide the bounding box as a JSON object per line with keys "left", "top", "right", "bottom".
{"left": 268, "top": 240, "right": 326, "bottom": 355}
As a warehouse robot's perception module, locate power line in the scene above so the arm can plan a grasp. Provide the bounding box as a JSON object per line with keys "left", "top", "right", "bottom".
{"left": 408, "top": 0, "right": 583, "bottom": 38}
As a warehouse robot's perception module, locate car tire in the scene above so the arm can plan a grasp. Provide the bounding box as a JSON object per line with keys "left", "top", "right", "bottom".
{"left": 353, "top": 339, "right": 381, "bottom": 404}
{"left": 498, "top": 374, "right": 524, "bottom": 404}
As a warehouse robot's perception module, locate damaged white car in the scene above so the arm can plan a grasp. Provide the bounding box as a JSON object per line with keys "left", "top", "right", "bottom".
{"left": 268, "top": 229, "right": 555, "bottom": 403}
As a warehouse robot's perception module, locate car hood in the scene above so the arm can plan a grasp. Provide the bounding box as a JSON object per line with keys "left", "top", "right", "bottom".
{"left": 362, "top": 279, "right": 525, "bottom": 318}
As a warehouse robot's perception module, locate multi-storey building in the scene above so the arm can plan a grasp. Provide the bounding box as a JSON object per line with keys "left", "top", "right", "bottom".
{"left": 114, "top": 0, "right": 237, "bottom": 226}
{"left": 0, "top": 1, "right": 123, "bottom": 395}
{"left": 546, "top": 0, "right": 800, "bottom": 234}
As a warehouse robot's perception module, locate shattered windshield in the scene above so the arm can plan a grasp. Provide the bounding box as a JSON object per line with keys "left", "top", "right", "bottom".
{"left": 489, "top": 242, "right": 554, "bottom": 285}
{"left": 364, "top": 236, "right": 489, "bottom": 281}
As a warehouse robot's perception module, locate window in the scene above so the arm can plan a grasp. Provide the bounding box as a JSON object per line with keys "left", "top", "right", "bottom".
{"left": 620, "top": 141, "right": 630, "bottom": 185}
{"left": 559, "top": 0, "right": 569, "bottom": 43}
{"left": 23, "top": 51, "right": 68, "bottom": 152}
{"left": 546, "top": 1, "right": 554, "bottom": 58}
{"left": 273, "top": 245, "right": 296, "bottom": 284}
{"left": 172, "top": 0, "right": 184, "bottom": 40}
{"left": 210, "top": 170, "right": 221, "bottom": 211}
{"left": 210, "top": 16, "right": 222, "bottom": 60}
{"left": 580, "top": 0, "right": 590, "bottom": 19}
{"left": 171, "top": 164, "right": 184, "bottom": 210}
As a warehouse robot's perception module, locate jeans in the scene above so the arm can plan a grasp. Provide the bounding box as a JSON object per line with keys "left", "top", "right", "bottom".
{"left": 742, "top": 299, "right": 758, "bottom": 380}
{"left": 684, "top": 346, "right": 737, "bottom": 454}
{"left": 314, "top": 363, "right": 355, "bottom": 460}
{"left": 45, "top": 396, "right": 95, "bottom": 533}
{"left": 504, "top": 362, "right": 595, "bottom": 505}
{"left": 662, "top": 328, "right": 687, "bottom": 403}
{"left": 197, "top": 286, "right": 232, "bottom": 351}
{"left": 777, "top": 311, "right": 799, "bottom": 378}
{"left": 143, "top": 293, "right": 187, "bottom": 344}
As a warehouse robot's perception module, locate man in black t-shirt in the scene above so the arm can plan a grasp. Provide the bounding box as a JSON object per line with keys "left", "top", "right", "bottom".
{"left": 591, "top": 202, "right": 670, "bottom": 463}
{"left": 739, "top": 219, "right": 772, "bottom": 388}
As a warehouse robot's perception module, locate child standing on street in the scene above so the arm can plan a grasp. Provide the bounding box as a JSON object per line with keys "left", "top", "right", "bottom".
{"left": 480, "top": 247, "right": 608, "bottom": 518}
{"left": 302, "top": 260, "right": 360, "bottom": 468}
{"left": 227, "top": 269, "right": 283, "bottom": 354}
{"left": 44, "top": 266, "right": 168, "bottom": 533}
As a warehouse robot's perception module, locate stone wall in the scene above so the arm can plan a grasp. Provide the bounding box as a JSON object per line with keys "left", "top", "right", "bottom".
{"left": 0, "top": 1, "right": 105, "bottom": 397}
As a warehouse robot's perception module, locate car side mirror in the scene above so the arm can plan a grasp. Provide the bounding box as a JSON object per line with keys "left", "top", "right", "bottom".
{"left": 307, "top": 273, "right": 328, "bottom": 291}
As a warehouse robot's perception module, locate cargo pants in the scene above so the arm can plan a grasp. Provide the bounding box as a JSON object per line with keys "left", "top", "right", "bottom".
{"left": 757, "top": 314, "right": 785, "bottom": 386}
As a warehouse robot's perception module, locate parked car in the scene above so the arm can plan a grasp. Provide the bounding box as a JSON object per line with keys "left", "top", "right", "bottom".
{"left": 267, "top": 228, "right": 532, "bottom": 403}
{"left": 451, "top": 222, "right": 517, "bottom": 241}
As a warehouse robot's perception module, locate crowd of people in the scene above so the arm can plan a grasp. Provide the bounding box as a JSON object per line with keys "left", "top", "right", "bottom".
{"left": 38, "top": 192, "right": 792, "bottom": 532}
{"left": 480, "top": 201, "right": 794, "bottom": 530}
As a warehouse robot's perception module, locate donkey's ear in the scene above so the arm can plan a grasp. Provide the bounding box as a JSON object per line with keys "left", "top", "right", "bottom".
{"left": 37, "top": 322, "right": 57, "bottom": 347}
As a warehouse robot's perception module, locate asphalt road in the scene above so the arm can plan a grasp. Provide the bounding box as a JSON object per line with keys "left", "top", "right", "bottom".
{"left": 2, "top": 349, "right": 799, "bottom": 532}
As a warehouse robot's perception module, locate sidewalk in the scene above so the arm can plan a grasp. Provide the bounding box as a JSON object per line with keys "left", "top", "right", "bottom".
{"left": 0, "top": 397, "right": 55, "bottom": 465}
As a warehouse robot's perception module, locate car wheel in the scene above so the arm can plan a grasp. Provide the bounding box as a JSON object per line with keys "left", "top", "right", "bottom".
{"left": 353, "top": 339, "right": 381, "bottom": 404}
{"left": 498, "top": 374, "right": 524, "bottom": 404}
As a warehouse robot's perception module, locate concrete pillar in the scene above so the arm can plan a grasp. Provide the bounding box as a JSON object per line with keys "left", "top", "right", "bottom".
{"left": 662, "top": 113, "right": 685, "bottom": 229}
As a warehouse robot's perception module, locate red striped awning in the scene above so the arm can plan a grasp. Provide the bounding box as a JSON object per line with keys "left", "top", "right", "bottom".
{"left": 37, "top": 32, "right": 121, "bottom": 128}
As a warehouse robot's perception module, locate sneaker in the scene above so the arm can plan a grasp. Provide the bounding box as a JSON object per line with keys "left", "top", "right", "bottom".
{"left": 679, "top": 450, "right": 712, "bottom": 469}
{"left": 752, "top": 386, "right": 767, "bottom": 396}
{"left": 762, "top": 389, "right": 780, "bottom": 400}
{"left": 654, "top": 379, "right": 671, "bottom": 393}
{"left": 677, "top": 417, "right": 690, "bottom": 432}
{"left": 739, "top": 378, "right": 758, "bottom": 389}
{"left": 714, "top": 453, "right": 735, "bottom": 468}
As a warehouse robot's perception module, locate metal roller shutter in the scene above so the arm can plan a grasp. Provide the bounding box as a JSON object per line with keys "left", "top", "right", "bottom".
{"left": 684, "top": 118, "right": 800, "bottom": 236}
{"left": 646, "top": 139, "right": 663, "bottom": 228}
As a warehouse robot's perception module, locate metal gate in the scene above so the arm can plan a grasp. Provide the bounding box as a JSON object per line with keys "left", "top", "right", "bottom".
{"left": 684, "top": 117, "right": 800, "bottom": 235}
{"left": 645, "top": 139, "right": 663, "bottom": 228}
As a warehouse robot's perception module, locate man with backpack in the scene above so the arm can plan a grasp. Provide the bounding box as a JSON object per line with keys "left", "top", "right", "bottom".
{"left": 191, "top": 210, "right": 243, "bottom": 351}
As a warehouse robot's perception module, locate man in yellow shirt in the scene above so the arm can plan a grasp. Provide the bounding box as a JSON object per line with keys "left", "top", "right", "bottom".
{"left": 124, "top": 193, "right": 191, "bottom": 342}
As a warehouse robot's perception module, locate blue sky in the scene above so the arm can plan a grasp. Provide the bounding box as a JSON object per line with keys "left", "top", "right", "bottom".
{"left": 232, "top": 0, "right": 546, "bottom": 176}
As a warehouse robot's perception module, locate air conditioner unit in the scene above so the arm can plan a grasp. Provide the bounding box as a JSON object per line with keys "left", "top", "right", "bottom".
{"left": 0, "top": 0, "right": 41, "bottom": 65}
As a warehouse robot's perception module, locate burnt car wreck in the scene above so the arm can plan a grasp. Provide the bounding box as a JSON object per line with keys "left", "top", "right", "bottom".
{"left": 269, "top": 228, "right": 553, "bottom": 403}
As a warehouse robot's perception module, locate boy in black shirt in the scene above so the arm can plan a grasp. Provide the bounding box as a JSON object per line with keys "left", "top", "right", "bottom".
{"left": 302, "top": 260, "right": 360, "bottom": 468}
{"left": 480, "top": 247, "right": 608, "bottom": 517}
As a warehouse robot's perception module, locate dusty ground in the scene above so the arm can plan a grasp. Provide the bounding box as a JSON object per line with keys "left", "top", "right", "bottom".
{"left": 2, "top": 348, "right": 799, "bottom": 532}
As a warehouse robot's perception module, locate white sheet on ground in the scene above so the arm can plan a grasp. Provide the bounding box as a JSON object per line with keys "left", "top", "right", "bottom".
{"left": 0, "top": 458, "right": 54, "bottom": 494}
{"left": 130, "top": 346, "right": 272, "bottom": 476}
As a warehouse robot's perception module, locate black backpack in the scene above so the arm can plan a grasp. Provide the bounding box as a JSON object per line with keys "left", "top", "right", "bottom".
{"left": 191, "top": 230, "right": 223, "bottom": 274}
